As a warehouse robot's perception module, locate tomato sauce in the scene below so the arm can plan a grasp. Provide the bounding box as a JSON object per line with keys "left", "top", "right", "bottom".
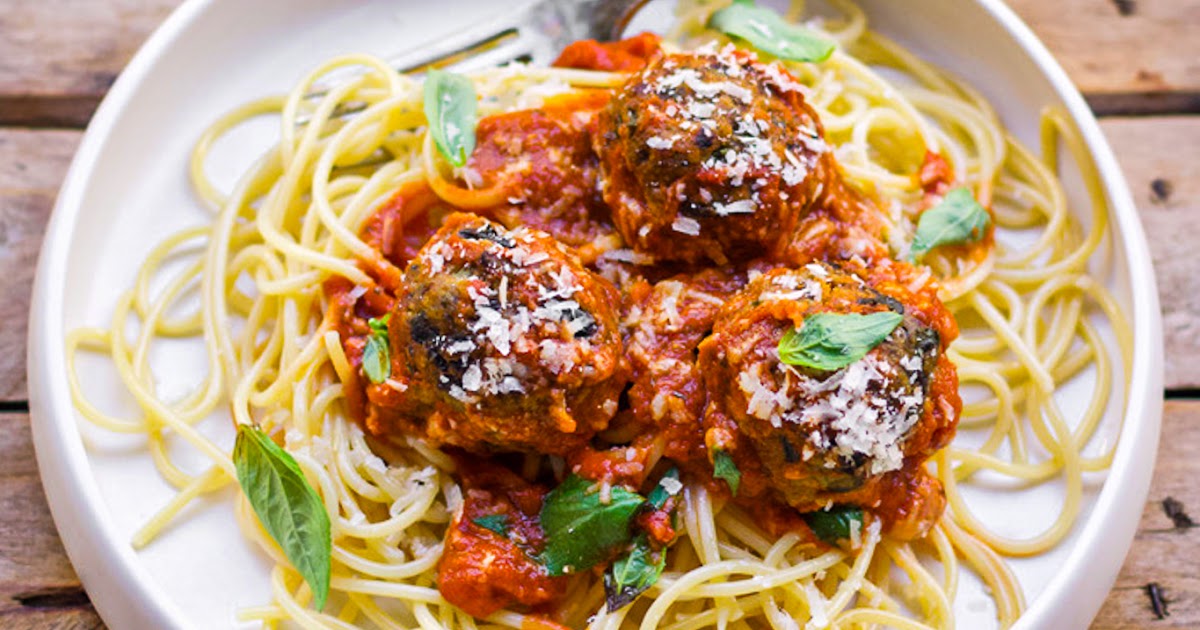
{"left": 467, "top": 91, "right": 617, "bottom": 248}
{"left": 324, "top": 35, "right": 972, "bottom": 617}
{"left": 553, "top": 33, "right": 662, "bottom": 72}
{"left": 437, "top": 458, "right": 568, "bottom": 618}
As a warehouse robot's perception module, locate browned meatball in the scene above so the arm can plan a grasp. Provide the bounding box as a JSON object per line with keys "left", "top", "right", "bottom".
{"left": 596, "top": 47, "right": 829, "bottom": 264}
{"left": 697, "top": 262, "right": 953, "bottom": 512}
{"left": 385, "top": 213, "right": 627, "bottom": 454}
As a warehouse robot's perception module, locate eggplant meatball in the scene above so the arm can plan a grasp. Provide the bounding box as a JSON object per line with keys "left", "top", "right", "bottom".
{"left": 596, "top": 47, "right": 829, "bottom": 264}
{"left": 385, "top": 213, "right": 627, "bottom": 454}
{"left": 697, "top": 262, "right": 955, "bottom": 512}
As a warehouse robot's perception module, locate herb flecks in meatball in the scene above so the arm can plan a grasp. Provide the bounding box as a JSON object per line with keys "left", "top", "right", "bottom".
{"left": 383, "top": 213, "right": 627, "bottom": 455}
{"left": 597, "top": 46, "right": 829, "bottom": 264}
{"left": 698, "top": 262, "right": 950, "bottom": 512}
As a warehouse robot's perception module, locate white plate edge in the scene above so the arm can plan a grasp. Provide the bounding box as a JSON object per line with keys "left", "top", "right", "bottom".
{"left": 971, "top": 1, "right": 1164, "bottom": 627}
{"left": 25, "top": 1, "right": 1166, "bottom": 628}
{"left": 28, "top": 1, "right": 215, "bottom": 628}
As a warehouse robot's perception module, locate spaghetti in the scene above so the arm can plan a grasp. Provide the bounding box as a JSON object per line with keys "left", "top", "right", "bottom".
{"left": 66, "top": 0, "right": 1131, "bottom": 628}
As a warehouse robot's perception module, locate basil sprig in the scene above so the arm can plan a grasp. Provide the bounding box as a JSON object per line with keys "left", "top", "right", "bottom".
{"left": 709, "top": 0, "right": 835, "bottom": 63}
{"left": 777, "top": 311, "right": 903, "bottom": 372}
{"left": 605, "top": 533, "right": 666, "bottom": 612}
{"left": 472, "top": 514, "right": 510, "bottom": 537}
{"left": 804, "top": 505, "right": 864, "bottom": 545}
{"left": 362, "top": 314, "right": 391, "bottom": 384}
{"left": 647, "top": 467, "right": 680, "bottom": 509}
{"left": 910, "top": 187, "right": 991, "bottom": 262}
{"left": 423, "top": 70, "right": 478, "bottom": 167}
{"left": 712, "top": 449, "right": 741, "bottom": 495}
{"left": 539, "top": 475, "right": 645, "bottom": 575}
{"left": 233, "top": 424, "right": 332, "bottom": 610}
{"left": 604, "top": 469, "right": 681, "bottom": 611}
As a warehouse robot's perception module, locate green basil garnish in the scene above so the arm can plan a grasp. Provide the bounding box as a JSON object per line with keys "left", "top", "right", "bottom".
{"left": 804, "top": 505, "right": 864, "bottom": 545}
{"left": 777, "top": 311, "right": 903, "bottom": 372}
{"left": 709, "top": 0, "right": 835, "bottom": 63}
{"left": 368, "top": 313, "right": 390, "bottom": 337}
{"left": 423, "top": 70, "right": 478, "bottom": 167}
{"left": 539, "top": 475, "right": 644, "bottom": 576}
{"left": 471, "top": 514, "right": 510, "bottom": 537}
{"left": 712, "top": 450, "right": 741, "bottom": 495}
{"left": 362, "top": 314, "right": 391, "bottom": 384}
{"left": 603, "top": 469, "right": 681, "bottom": 611}
{"left": 647, "top": 468, "right": 680, "bottom": 510}
{"left": 233, "top": 424, "right": 331, "bottom": 610}
{"left": 604, "top": 533, "right": 667, "bottom": 612}
{"left": 910, "top": 187, "right": 991, "bottom": 262}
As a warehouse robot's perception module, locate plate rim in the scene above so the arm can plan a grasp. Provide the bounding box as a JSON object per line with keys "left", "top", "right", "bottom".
{"left": 969, "top": 2, "right": 1164, "bottom": 628}
{"left": 26, "top": 1, "right": 1164, "bottom": 628}
{"left": 28, "top": 1, "right": 217, "bottom": 627}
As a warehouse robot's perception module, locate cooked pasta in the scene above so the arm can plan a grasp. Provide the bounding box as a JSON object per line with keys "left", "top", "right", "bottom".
{"left": 66, "top": 1, "right": 1131, "bottom": 628}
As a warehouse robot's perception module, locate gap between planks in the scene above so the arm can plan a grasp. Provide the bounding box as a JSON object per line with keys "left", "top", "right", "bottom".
{"left": 0, "top": 412, "right": 100, "bottom": 626}
{"left": 1, "top": 0, "right": 1199, "bottom": 127}
{"left": 2, "top": 115, "right": 1200, "bottom": 401}
{"left": 2, "top": 402, "right": 1200, "bottom": 629}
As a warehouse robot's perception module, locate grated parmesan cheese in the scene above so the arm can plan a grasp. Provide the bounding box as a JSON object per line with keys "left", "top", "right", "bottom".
{"left": 646, "top": 136, "right": 675, "bottom": 150}
{"left": 712, "top": 199, "right": 757, "bottom": 215}
{"left": 671, "top": 216, "right": 702, "bottom": 235}
{"left": 417, "top": 220, "right": 612, "bottom": 405}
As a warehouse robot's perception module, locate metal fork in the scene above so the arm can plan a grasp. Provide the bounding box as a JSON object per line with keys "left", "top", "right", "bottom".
{"left": 308, "top": 0, "right": 647, "bottom": 108}
{"left": 385, "top": 0, "right": 649, "bottom": 74}
{"left": 310, "top": 0, "right": 647, "bottom": 161}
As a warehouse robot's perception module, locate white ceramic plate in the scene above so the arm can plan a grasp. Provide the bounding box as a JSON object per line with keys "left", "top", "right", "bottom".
{"left": 28, "top": 0, "right": 1163, "bottom": 628}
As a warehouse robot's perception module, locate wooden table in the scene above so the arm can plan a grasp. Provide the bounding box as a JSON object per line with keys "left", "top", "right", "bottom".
{"left": 1, "top": 1, "right": 1197, "bottom": 627}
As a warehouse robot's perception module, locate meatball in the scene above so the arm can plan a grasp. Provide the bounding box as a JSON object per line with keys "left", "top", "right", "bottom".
{"left": 596, "top": 47, "right": 829, "bottom": 264}
{"left": 383, "top": 213, "right": 627, "bottom": 454}
{"left": 697, "top": 262, "right": 955, "bottom": 513}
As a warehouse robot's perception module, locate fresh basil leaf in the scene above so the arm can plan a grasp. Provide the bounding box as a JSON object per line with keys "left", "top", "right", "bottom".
{"left": 712, "top": 450, "right": 741, "bottom": 495}
{"left": 423, "top": 70, "right": 478, "bottom": 167}
{"left": 910, "top": 187, "right": 991, "bottom": 262}
{"left": 804, "top": 505, "right": 864, "bottom": 545}
{"left": 647, "top": 468, "right": 681, "bottom": 510}
{"left": 362, "top": 333, "right": 390, "bottom": 384}
{"left": 604, "top": 533, "right": 667, "bottom": 612}
{"left": 362, "top": 315, "right": 391, "bottom": 385}
{"left": 709, "top": 1, "right": 835, "bottom": 63}
{"left": 368, "top": 313, "right": 390, "bottom": 337}
{"left": 539, "top": 475, "right": 644, "bottom": 576}
{"left": 778, "top": 311, "right": 903, "bottom": 372}
{"left": 233, "top": 424, "right": 331, "bottom": 610}
{"left": 471, "top": 514, "right": 510, "bottom": 537}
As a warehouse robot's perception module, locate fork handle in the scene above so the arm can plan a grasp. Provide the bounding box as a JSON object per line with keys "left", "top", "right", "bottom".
{"left": 567, "top": 0, "right": 653, "bottom": 41}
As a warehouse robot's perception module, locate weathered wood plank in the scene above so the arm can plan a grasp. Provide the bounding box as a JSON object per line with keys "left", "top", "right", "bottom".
{"left": 0, "top": 0, "right": 1198, "bottom": 126}
{"left": 0, "top": 413, "right": 100, "bottom": 627}
{"left": 3, "top": 394, "right": 1198, "bottom": 630}
{"left": 1007, "top": 0, "right": 1200, "bottom": 114}
{"left": 0, "top": 0, "right": 178, "bottom": 127}
{"left": 0, "top": 116, "right": 1196, "bottom": 401}
{"left": 0, "top": 608, "right": 103, "bottom": 630}
{"left": 1093, "top": 400, "right": 1200, "bottom": 628}
{"left": 0, "top": 129, "right": 81, "bottom": 402}
{"left": 1098, "top": 117, "right": 1200, "bottom": 391}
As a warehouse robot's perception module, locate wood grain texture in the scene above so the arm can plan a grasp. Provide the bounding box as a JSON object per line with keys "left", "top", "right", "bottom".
{"left": 0, "top": 0, "right": 1198, "bottom": 125}
{"left": 0, "top": 413, "right": 100, "bottom": 628}
{"left": 0, "top": 0, "right": 178, "bottom": 127}
{"left": 2, "top": 396, "right": 1197, "bottom": 630}
{"left": 0, "top": 118, "right": 1194, "bottom": 399}
{"left": 0, "top": 130, "right": 81, "bottom": 402}
{"left": 0, "top": 3, "right": 1198, "bottom": 627}
{"left": 1099, "top": 117, "right": 1200, "bottom": 391}
{"left": 1007, "top": 0, "right": 1200, "bottom": 113}
{"left": 1093, "top": 400, "right": 1200, "bottom": 628}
